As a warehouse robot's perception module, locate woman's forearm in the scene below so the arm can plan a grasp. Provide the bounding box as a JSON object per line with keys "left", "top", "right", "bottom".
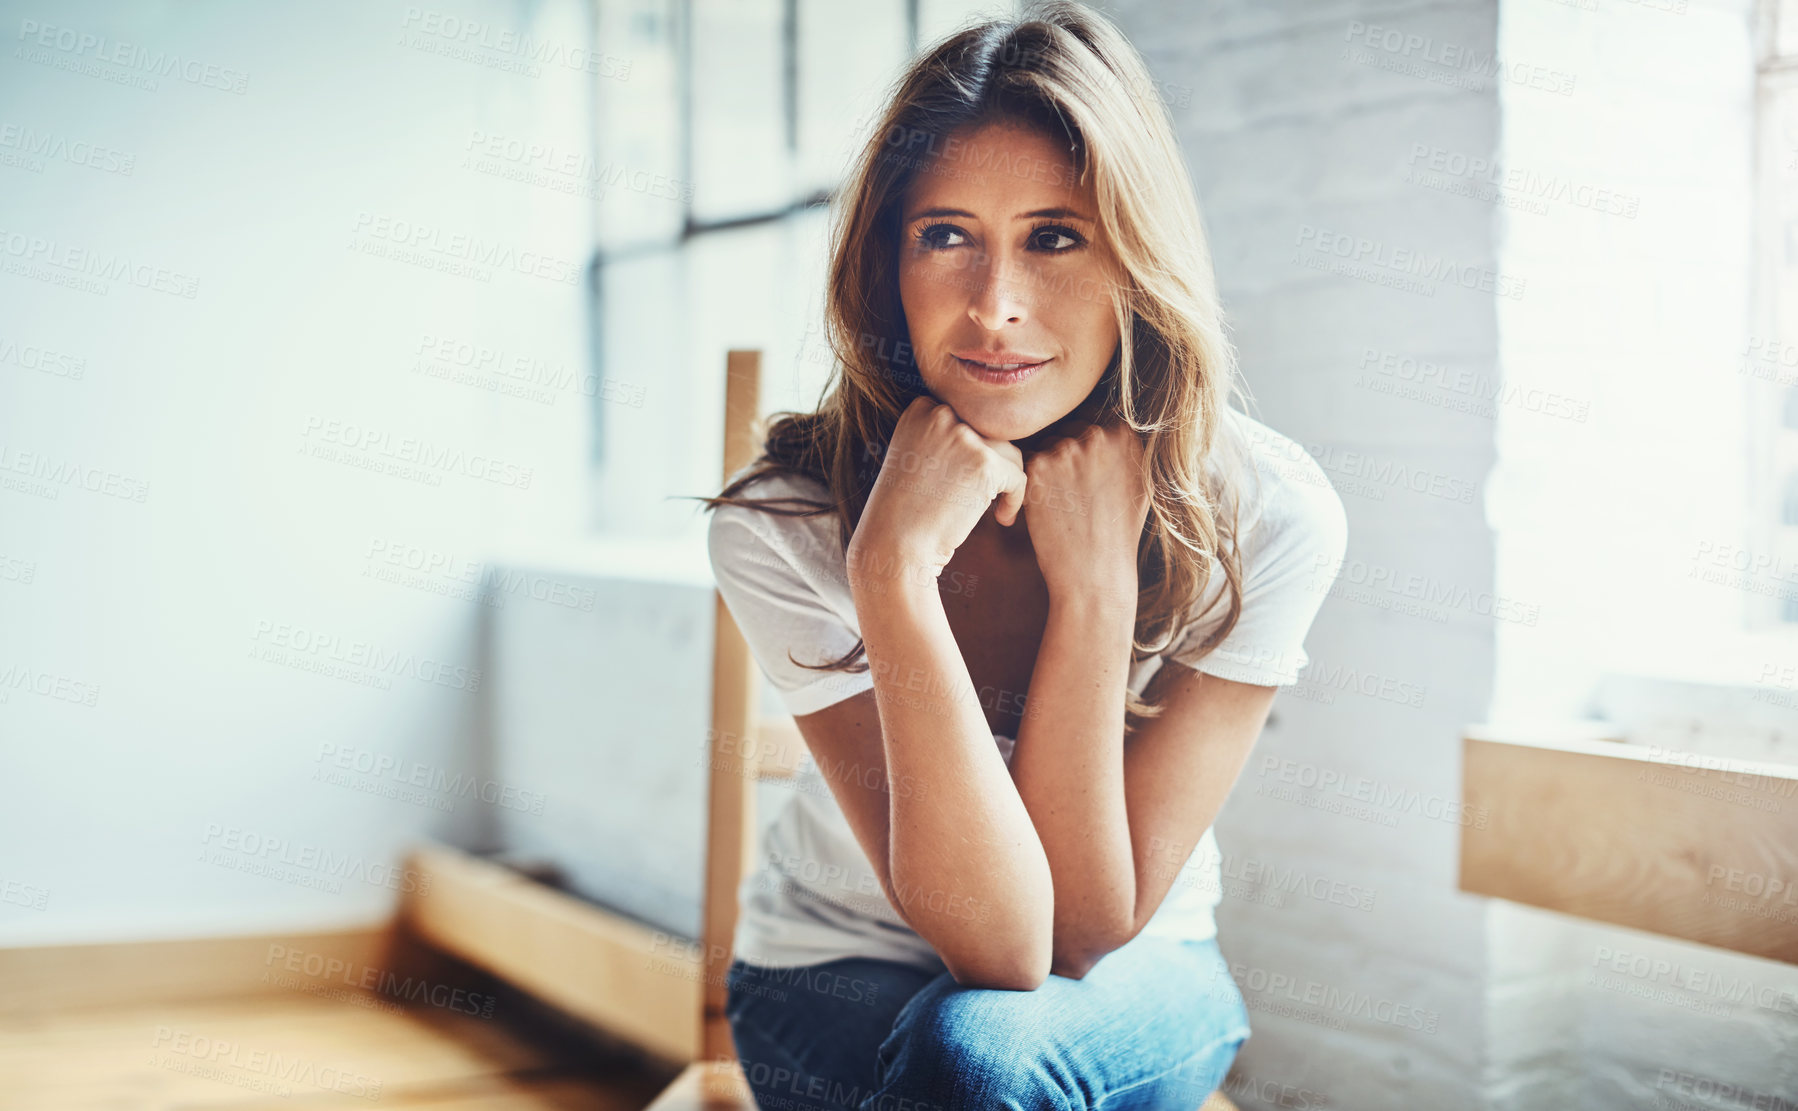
{"left": 1008, "top": 591, "right": 1139, "bottom": 976}
{"left": 850, "top": 548, "right": 1055, "bottom": 989}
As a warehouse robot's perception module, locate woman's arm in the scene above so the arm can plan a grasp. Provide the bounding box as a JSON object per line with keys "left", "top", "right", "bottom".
{"left": 1006, "top": 588, "right": 1139, "bottom": 978}
{"left": 849, "top": 546, "right": 1056, "bottom": 991}
{"left": 845, "top": 396, "right": 1052, "bottom": 991}
{"left": 1012, "top": 578, "right": 1282, "bottom": 982}
{"left": 1005, "top": 420, "right": 1155, "bottom": 978}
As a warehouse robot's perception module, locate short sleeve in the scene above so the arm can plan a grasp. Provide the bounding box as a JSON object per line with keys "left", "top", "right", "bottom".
{"left": 707, "top": 499, "right": 876, "bottom": 717}
{"left": 1163, "top": 459, "right": 1349, "bottom": 687}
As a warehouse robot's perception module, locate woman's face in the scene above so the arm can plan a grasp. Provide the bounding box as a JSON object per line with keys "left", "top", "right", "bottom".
{"left": 896, "top": 120, "right": 1120, "bottom": 444}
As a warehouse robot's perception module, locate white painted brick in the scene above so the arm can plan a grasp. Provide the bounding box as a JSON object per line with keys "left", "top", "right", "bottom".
{"left": 1110, "top": 0, "right": 1498, "bottom": 1105}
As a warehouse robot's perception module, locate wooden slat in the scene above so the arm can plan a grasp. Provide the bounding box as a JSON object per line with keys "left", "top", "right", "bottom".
{"left": 1460, "top": 731, "right": 1798, "bottom": 963}
{"left": 702, "top": 349, "right": 764, "bottom": 1062}
{"left": 399, "top": 841, "right": 704, "bottom": 1065}
{"left": 0, "top": 986, "right": 668, "bottom": 1110}
{"left": 721, "top": 349, "right": 762, "bottom": 485}
{"left": 0, "top": 923, "right": 392, "bottom": 1017}
{"left": 643, "top": 1060, "right": 756, "bottom": 1111}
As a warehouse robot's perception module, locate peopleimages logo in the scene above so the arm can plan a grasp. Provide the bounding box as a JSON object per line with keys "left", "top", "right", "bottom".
{"left": 0, "top": 442, "right": 148, "bottom": 503}
{"left": 1314, "top": 554, "right": 1542, "bottom": 627}
{"left": 398, "top": 7, "right": 631, "bottom": 80}
{"left": 149, "top": 1026, "right": 380, "bottom": 1100}
{"left": 1356, "top": 347, "right": 1590, "bottom": 424}
{"left": 1341, "top": 21, "right": 1577, "bottom": 95}
{"left": 349, "top": 211, "right": 580, "bottom": 286}
{"left": 1295, "top": 224, "right": 1527, "bottom": 300}
{"left": 0, "top": 335, "right": 86, "bottom": 381}
{"left": 1590, "top": 945, "right": 1798, "bottom": 1015}
{"left": 1257, "top": 756, "right": 1489, "bottom": 829}
{"left": 0, "top": 227, "right": 198, "bottom": 298}
{"left": 298, "top": 416, "right": 534, "bottom": 490}
{"left": 1295, "top": 661, "right": 1427, "bottom": 709}
{"left": 14, "top": 19, "right": 250, "bottom": 94}
{"left": 264, "top": 942, "right": 498, "bottom": 1018}
{"left": 315, "top": 741, "right": 547, "bottom": 816}
{"left": 1405, "top": 144, "right": 1639, "bottom": 219}
{"left": 1225, "top": 960, "right": 1441, "bottom": 1034}
{"left": 0, "top": 663, "right": 100, "bottom": 707}
{"left": 248, "top": 618, "right": 482, "bottom": 693}
{"left": 198, "top": 823, "right": 434, "bottom": 897}
{"left": 0, "top": 122, "right": 136, "bottom": 175}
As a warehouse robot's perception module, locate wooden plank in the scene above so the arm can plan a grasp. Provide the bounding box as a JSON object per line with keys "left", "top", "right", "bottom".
{"left": 0, "top": 923, "right": 392, "bottom": 1017}
{"left": 0, "top": 993, "right": 537, "bottom": 1108}
{"left": 702, "top": 350, "right": 764, "bottom": 1062}
{"left": 705, "top": 588, "right": 756, "bottom": 1065}
{"left": 643, "top": 1060, "right": 756, "bottom": 1111}
{"left": 721, "top": 349, "right": 762, "bottom": 484}
{"left": 400, "top": 841, "right": 704, "bottom": 1065}
{"left": 0, "top": 988, "right": 669, "bottom": 1110}
{"left": 296, "top": 1075, "right": 654, "bottom": 1110}
{"left": 637, "top": 1061, "right": 1242, "bottom": 1111}
{"left": 1460, "top": 732, "right": 1798, "bottom": 964}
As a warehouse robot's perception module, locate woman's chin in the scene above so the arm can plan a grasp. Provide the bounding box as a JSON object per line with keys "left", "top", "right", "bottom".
{"left": 966, "top": 414, "right": 1045, "bottom": 444}
{"left": 936, "top": 397, "right": 1049, "bottom": 444}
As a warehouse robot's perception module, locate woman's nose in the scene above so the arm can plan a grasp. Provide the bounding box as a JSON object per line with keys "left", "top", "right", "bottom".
{"left": 966, "top": 248, "right": 1030, "bottom": 328}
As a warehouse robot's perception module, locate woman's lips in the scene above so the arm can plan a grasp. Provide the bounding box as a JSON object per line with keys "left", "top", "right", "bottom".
{"left": 953, "top": 353, "right": 1051, "bottom": 384}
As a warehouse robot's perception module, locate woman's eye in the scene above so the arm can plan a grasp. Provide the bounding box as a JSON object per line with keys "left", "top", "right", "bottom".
{"left": 911, "top": 223, "right": 1085, "bottom": 253}
{"left": 1030, "top": 225, "right": 1084, "bottom": 252}
{"left": 914, "top": 224, "right": 967, "bottom": 249}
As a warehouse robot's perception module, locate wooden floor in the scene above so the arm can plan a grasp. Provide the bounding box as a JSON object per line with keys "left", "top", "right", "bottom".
{"left": 2, "top": 985, "right": 681, "bottom": 1110}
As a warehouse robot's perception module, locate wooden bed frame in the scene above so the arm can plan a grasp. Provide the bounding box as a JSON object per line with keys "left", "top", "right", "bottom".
{"left": 398, "top": 349, "right": 783, "bottom": 1106}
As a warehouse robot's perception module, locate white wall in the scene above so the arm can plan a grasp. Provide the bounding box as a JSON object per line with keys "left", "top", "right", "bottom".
{"left": 0, "top": 0, "right": 1017, "bottom": 949}
{"left": 1101, "top": 0, "right": 1796, "bottom": 1108}
{"left": 1100, "top": 1, "right": 1502, "bottom": 1107}
{"left": 0, "top": 0, "right": 596, "bottom": 944}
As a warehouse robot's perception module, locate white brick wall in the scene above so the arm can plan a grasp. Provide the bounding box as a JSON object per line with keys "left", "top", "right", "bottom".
{"left": 1102, "top": 1, "right": 1503, "bottom": 1107}
{"left": 1102, "top": 0, "right": 1795, "bottom": 1107}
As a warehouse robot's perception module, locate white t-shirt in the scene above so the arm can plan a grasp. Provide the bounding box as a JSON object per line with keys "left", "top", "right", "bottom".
{"left": 705, "top": 405, "right": 1349, "bottom": 972}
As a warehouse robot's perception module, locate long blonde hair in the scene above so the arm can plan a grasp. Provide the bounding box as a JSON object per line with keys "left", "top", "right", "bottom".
{"left": 697, "top": 0, "right": 1251, "bottom": 733}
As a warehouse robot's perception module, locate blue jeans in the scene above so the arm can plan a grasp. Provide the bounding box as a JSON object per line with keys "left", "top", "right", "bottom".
{"left": 723, "top": 933, "right": 1250, "bottom": 1111}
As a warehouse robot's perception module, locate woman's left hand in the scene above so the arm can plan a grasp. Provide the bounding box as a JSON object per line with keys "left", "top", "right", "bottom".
{"left": 1021, "top": 421, "right": 1152, "bottom": 607}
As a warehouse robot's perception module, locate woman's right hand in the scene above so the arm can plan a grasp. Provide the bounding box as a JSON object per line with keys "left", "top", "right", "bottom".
{"left": 848, "top": 395, "right": 1027, "bottom": 589}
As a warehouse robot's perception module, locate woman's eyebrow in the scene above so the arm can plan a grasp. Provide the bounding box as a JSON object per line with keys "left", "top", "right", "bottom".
{"left": 904, "top": 206, "right": 1095, "bottom": 223}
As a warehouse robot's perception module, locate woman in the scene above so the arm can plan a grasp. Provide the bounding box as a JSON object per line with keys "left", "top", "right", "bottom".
{"left": 699, "top": 3, "right": 1348, "bottom": 1108}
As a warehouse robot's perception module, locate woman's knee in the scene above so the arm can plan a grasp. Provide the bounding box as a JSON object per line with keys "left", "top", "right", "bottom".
{"left": 908, "top": 986, "right": 1030, "bottom": 1056}
{"left": 876, "top": 983, "right": 1079, "bottom": 1108}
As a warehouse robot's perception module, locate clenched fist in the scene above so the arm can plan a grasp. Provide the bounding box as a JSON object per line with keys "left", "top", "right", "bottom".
{"left": 1020, "top": 421, "right": 1151, "bottom": 604}
{"left": 848, "top": 395, "right": 1029, "bottom": 590}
